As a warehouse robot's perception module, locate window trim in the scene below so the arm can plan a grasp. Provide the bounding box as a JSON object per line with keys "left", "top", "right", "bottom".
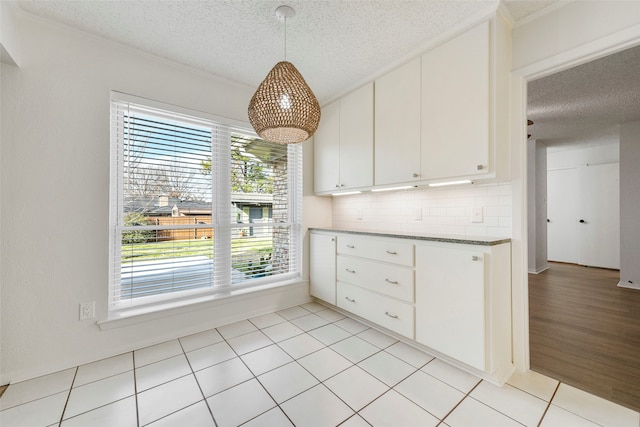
{"left": 108, "top": 91, "right": 303, "bottom": 318}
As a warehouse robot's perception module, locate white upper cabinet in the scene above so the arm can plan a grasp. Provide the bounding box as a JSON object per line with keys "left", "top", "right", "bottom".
{"left": 313, "top": 101, "right": 340, "bottom": 193}
{"left": 314, "top": 83, "right": 374, "bottom": 194}
{"left": 374, "top": 58, "right": 422, "bottom": 186}
{"left": 313, "top": 13, "right": 510, "bottom": 195}
{"left": 421, "top": 17, "right": 510, "bottom": 182}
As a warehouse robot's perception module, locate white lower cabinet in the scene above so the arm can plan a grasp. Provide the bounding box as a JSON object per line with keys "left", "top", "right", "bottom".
{"left": 309, "top": 230, "right": 513, "bottom": 383}
{"left": 415, "top": 241, "right": 512, "bottom": 377}
{"left": 338, "top": 282, "right": 414, "bottom": 338}
{"left": 309, "top": 233, "right": 336, "bottom": 304}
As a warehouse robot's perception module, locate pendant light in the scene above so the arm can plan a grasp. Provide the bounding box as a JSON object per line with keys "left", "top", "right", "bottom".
{"left": 248, "top": 5, "right": 321, "bottom": 144}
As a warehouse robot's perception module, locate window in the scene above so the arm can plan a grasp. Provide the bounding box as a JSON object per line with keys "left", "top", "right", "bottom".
{"left": 109, "top": 93, "right": 302, "bottom": 314}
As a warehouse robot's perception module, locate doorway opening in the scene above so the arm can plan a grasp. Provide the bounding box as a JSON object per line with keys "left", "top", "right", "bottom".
{"left": 526, "top": 45, "right": 640, "bottom": 411}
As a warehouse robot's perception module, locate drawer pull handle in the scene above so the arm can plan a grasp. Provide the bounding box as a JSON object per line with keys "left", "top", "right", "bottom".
{"left": 385, "top": 279, "right": 399, "bottom": 285}
{"left": 386, "top": 250, "right": 397, "bottom": 255}
{"left": 385, "top": 312, "right": 398, "bottom": 319}
{"left": 346, "top": 244, "right": 355, "bottom": 249}
{"left": 472, "top": 255, "right": 480, "bottom": 261}
{"left": 345, "top": 296, "right": 356, "bottom": 303}
{"left": 345, "top": 268, "right": 356, "bottom": 274}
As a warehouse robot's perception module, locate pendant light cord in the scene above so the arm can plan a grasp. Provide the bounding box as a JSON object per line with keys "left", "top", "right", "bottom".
{"left": 283, "top": 15, "right": 287, "bottom": 61}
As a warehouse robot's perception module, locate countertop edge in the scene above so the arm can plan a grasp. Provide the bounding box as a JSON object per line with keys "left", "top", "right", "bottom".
{"left": 309, "top": 228, "right": 511, "bottom": 246}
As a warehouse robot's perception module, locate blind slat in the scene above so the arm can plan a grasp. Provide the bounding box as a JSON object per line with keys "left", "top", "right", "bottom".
{"left": 110, "top": 94, "right": 301, "bottom": 311}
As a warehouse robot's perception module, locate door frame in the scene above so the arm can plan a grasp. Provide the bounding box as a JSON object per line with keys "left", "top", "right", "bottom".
{"left": 510, "top": 19, "right": 640, "bottom": 370}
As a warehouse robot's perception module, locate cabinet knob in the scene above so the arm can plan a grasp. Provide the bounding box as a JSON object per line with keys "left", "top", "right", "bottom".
{"left": 472, "top": 255, "right": 480, "bottom": 261}
{"left": 385, "top": 279, "right": 399, "bottom": 285}
{"left": 477, "top": 165, "right": 484, "bottom": 170}
{"left": 330, "top": 238, "right": 335, "bottom": 241}
{"left": 345, "top": 268, "right": 356, "bottom": 274}
{"left": 413, "top": 173, "right": 420, "bottom": 178}
{"left": 345, "top": 296, "right": 356, "bottom": 303}
{"left": 579, "top": 219, "right": 585, "bottom": 223}
{"left": 384, "top": 311, "right": 399, "bottom": 319}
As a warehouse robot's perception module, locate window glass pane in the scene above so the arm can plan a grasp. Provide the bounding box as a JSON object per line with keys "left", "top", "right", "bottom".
{"left": 110, "top": 95, "right": 301, "bottom": 312}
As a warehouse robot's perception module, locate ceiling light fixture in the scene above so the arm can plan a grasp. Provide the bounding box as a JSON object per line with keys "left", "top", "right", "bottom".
{"left": 248, "top": 5, "right": 321, "bottom": 144}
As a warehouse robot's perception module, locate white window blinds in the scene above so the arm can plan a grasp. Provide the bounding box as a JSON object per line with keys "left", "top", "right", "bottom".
{"left": 110, "top": 93, "right": 302, "bottom": 312}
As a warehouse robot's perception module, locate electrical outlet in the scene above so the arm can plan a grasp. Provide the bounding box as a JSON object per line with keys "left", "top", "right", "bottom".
{"left": 415, "top": 207, "right": 422, "bottom": 221}
{"left": 472, "top": 206, "right": 484, "bottom": 223}
{"left": 79, "top": 302, "right": 95, "bottom": 320}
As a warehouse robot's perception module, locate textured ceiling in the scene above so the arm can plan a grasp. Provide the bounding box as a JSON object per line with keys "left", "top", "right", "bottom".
{"left": 16, "top": 0, "right": 634, "bottom": 146}
{"left": 528, "top": 44, "right": 640, "bottom": 145}
{"left": 14, "top": 0, "right": 556, "bottom": 105}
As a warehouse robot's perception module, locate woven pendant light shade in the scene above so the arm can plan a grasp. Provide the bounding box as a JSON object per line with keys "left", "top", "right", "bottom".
{"left": 248, "top": 61, "right": 321, "bottom": 144}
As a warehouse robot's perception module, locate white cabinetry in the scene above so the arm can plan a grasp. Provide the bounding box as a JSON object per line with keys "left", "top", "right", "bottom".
{"left": 421, "top": 17, "right": 510, "bottom": 182}
{"left": 313, "top": 14, "right": 510, "bottom": 194}
{"left": 314, "top": 83, "right": 373, "bottom": 194}
{"left": 374, "top": 58, "right": 422, "bottom": 185}
{"left": 415, "top": 241, "right": 511, "bottom": 376}
{"left": 309, "top": 230, "right": 513, "bottom": 383}
{"left": 336, "top": 235, "right": 415, "bottom": 338}
{"left": 309, "top": 232, "right": 336, "bottom": 304}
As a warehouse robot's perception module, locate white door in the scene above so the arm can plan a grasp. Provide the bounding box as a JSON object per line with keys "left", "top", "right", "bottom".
{"left": 547, "top": 168, "right": 579, "bottom": 263}
{"left": 578, "top": 163, "right": 620, "bottom": 269}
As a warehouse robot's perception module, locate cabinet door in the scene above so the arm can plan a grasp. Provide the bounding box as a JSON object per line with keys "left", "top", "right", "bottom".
{"left": 415, "top": 245, "right": 486, "bottom": 370}
{"left": 314, "top": 101, "right": 340, "bottom": 193}
{"left": 310, "top": 233, "right": 336, "bottom": 304}
{"left": 340, "top": 83, "right": 374, "bottom": 189}
{"left": 421, "top": 21, "right": 490, "bottom": 180}
{"left": 375, "top": 58, "right": 422, "bottom": 185}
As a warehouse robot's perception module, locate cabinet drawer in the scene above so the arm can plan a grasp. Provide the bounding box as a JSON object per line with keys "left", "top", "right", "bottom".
{"left": 337, "top": 235, "right": 414, "bottom": 266}
{"left": 337, "top": 255, "right": 414, "bottom": 302}
{"left": 337, "top": 282, "right": 414, "bottom": 339}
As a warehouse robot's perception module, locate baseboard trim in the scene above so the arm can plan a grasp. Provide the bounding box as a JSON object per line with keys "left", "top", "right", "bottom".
{"left": 528, "top": 264, "right": 550, "bottom": 274}
{"left": 617, "top": 281, "right": 640, "bottom": 290}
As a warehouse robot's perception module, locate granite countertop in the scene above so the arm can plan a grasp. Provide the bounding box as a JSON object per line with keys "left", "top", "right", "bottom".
{"left": 309, "top": 227, "right": 511, "bottom": 246}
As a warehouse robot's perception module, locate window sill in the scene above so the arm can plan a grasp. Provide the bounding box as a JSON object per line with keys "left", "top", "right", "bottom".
{"left": 97, "top": 278, "right": 307, "bottom": 331}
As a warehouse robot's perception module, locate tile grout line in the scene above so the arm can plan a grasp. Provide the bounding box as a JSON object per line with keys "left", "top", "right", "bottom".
{"left": 57, "top": 366, "right": 79, "bottom": 426}
{"left": 132, "top": 351, "right": 140, "bottom": 427}
{"left": 180, "top": 328, "right": 225, "bottom": 427}
{"left": 536, "top": 381, "right": 561, "bottom": 427}
{"left": 438, "top": 378, "right": 483, "bottom": 426}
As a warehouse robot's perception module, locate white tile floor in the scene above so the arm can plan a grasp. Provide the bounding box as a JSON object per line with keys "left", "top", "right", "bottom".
{"left": 1, "top": 302, "right": 639, "bottom": 427}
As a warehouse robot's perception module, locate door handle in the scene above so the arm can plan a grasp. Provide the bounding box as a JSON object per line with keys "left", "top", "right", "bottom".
{"left": 345, "top": 268, "right": 356, "bottom": 274}
{"left": 385, "top": 279, "right": 399, "bottom": 285}
{"left": 345, "top": 296, "right": 356, "bottom": 303}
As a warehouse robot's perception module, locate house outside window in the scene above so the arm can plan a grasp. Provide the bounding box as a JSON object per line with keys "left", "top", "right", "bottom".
{"left": 109, "top": 93, "right": 302, "bottom": 314}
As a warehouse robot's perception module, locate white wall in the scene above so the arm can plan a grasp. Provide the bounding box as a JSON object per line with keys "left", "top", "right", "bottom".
{"left": 332, "top": 183, "right": 512, "bottom": 238}
{"left": 547, "top": 139, "right": 620, "bottom": 170}
{"left": 0, "top": 12, "right": 322, "bottom": 383}
{"left": 527, "top": 140, "right": 547, "bottom": 273}
{"left": 619, "top": 121, "right": 640, "bottom": 289}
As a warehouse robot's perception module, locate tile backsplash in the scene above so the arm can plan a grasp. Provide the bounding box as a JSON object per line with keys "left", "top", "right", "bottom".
{"left": 332, "top": 182, "right": 512, "bottom": 238}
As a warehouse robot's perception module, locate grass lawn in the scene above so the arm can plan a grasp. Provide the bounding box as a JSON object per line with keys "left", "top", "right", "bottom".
{"left": 121, "top": 237, "right": 274, "bottom": 264}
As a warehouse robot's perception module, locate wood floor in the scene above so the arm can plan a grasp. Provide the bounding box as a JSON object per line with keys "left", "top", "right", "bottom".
{"left": 529, "top": 262, "right": 640, "bottom": 412}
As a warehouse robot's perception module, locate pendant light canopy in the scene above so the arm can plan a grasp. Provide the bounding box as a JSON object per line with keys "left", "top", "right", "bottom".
{"left": 248, "top": 6, "right": 320, "bottom": 144}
